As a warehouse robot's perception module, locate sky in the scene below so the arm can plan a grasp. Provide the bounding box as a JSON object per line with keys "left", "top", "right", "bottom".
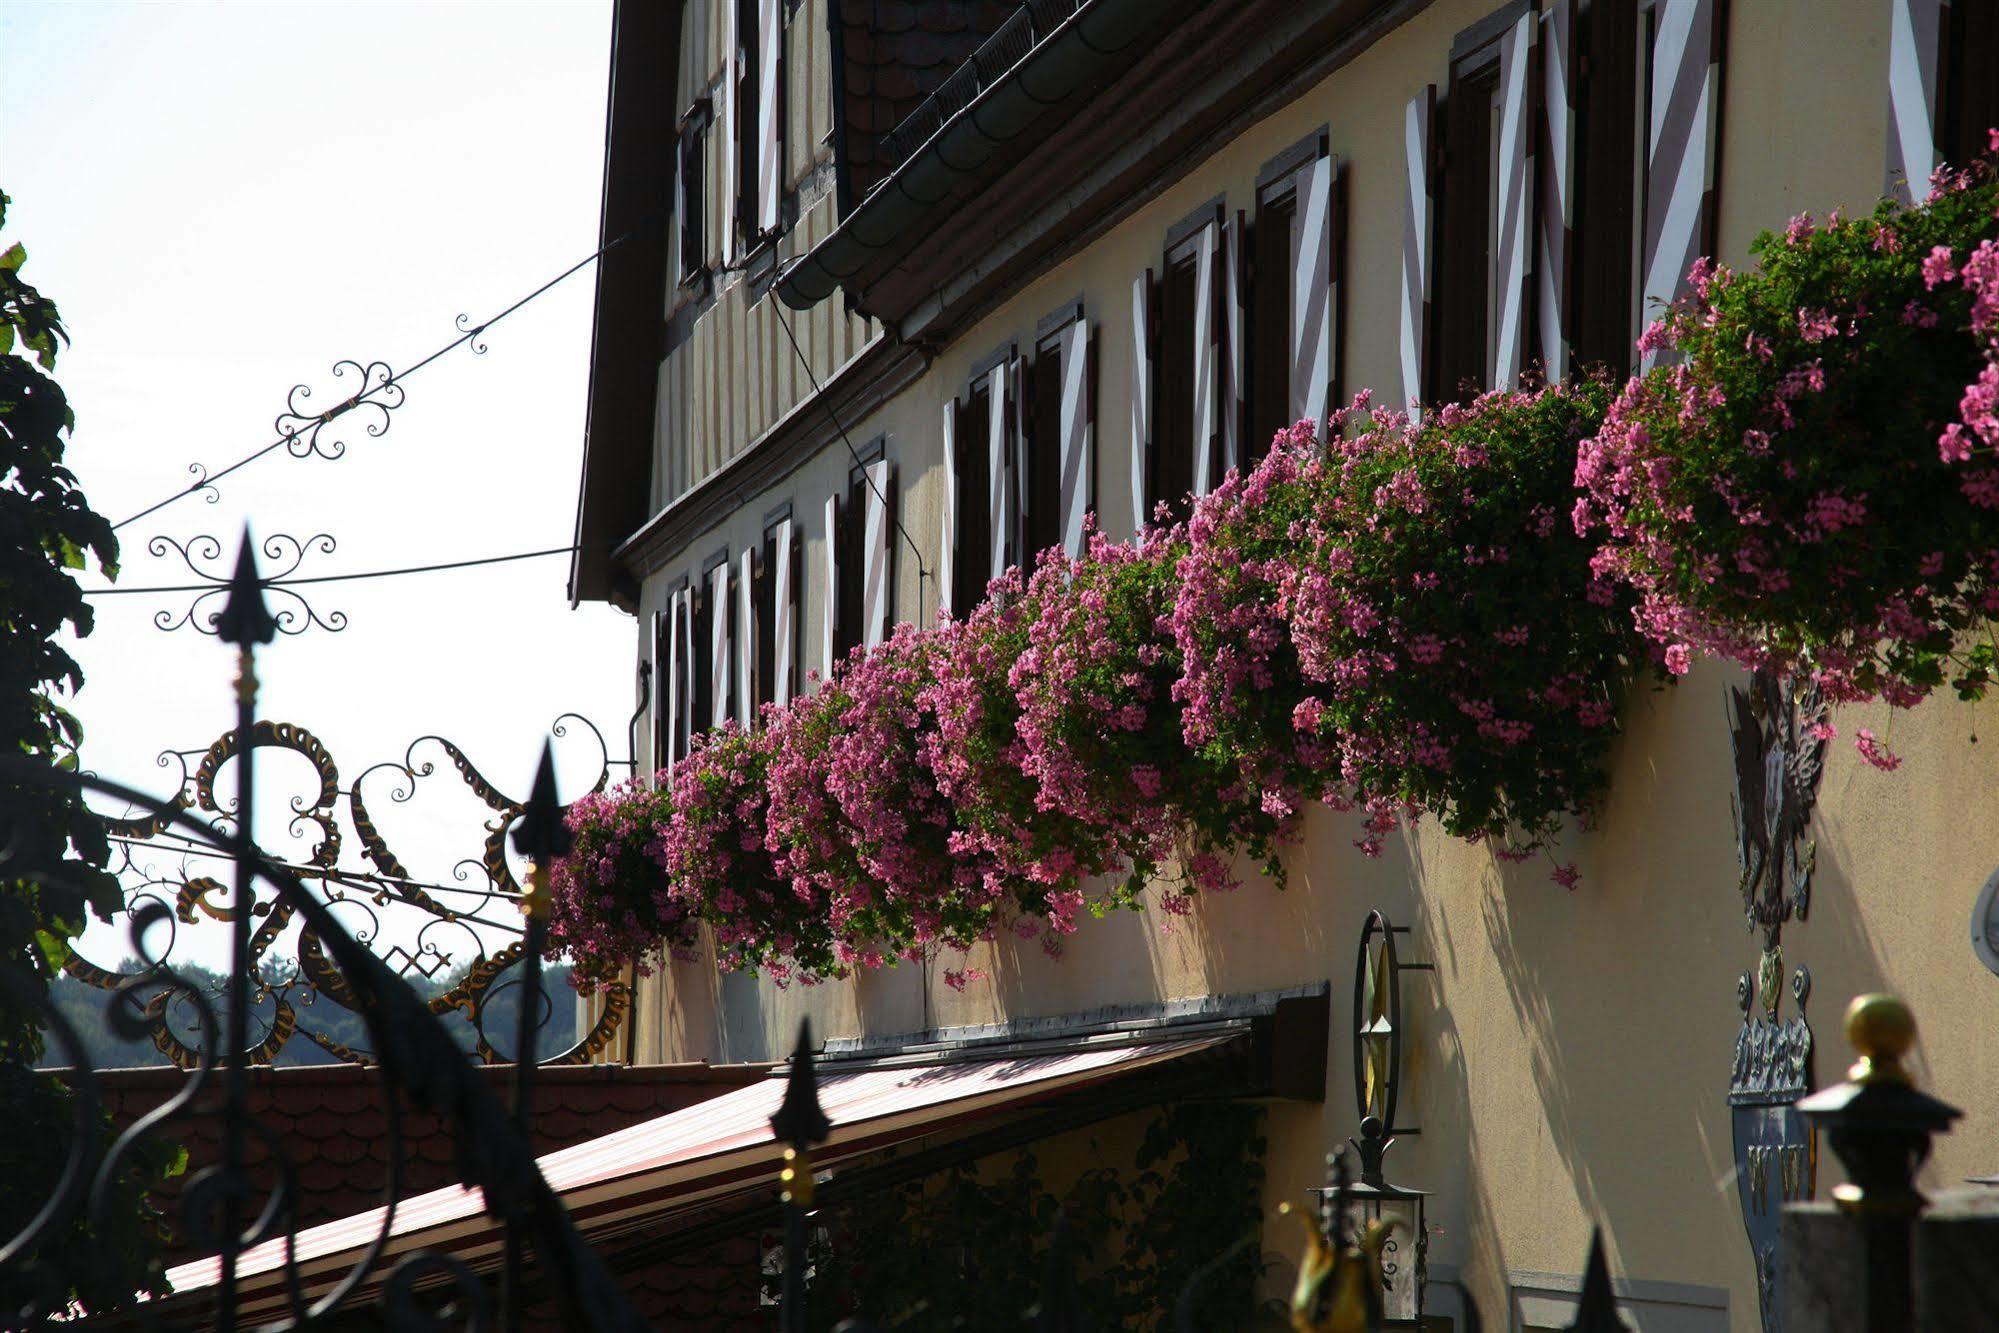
{"left": 1, "top": 1, "right": 632, "bottom": 976}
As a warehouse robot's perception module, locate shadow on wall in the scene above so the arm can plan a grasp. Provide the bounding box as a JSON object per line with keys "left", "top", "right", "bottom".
{"left": 1472, "top": 662, "right": 1890, "bottom": 1311}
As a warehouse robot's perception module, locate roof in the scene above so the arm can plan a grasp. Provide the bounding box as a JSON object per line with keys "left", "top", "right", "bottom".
{"left": 835, "top": 1, "right": 1024, "bottom": 202}
{"left": 164, "top": 1033, "right": 1234, "bottom": 1320}
{"left": 571, "top": 0, "right": 679, "bottom": 608}
{"left": 95, "top": 1060, "right": 767, "bottom": 1267}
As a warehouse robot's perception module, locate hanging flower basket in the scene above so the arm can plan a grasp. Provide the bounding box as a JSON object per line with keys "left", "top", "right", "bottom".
{"left": 662, "top": 724, "right": 833, "bottom": 981}
{"left": 1180, "top": 385, "right": 1644, "bottom": 881}
{"left": 1576, "top": 146, "right": 1999, "bottom": 752}
{"left": 764, "top": 625, "right": 995, "bottom": 979}
{"left": 546, "top": 776, "right": 700, "bottom": 991}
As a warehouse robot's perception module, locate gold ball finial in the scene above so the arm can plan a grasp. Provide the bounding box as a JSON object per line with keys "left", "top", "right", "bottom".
{"left": 1843, "top": 993, "right": 1915, "bottom": 1085}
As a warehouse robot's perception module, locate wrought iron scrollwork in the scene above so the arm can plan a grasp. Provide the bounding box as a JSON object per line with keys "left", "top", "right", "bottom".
{"left": 70, "top": 708, "right": 627, "bottom": 1071}
{"left": 2, "top": 758, "right": 649, "bottom": 1331}
{"left": 147, "top": 532, "right": 348, "bottom": 636}
{"left": 275, "top": 358, "right": 402, "bottom": 460}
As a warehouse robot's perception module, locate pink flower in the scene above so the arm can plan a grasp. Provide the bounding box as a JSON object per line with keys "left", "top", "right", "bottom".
{"left": 1855, "top": 728, "right": 1902, "bottom": 772}
{"left": 1923, "top": 244, "right": 1957, "bottom": 289}
{"left": 1663, "top": 643, "right": 1693, "bottom": 676}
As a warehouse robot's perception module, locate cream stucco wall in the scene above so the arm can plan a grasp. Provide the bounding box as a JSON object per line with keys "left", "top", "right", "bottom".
{"left": 615, "top": 1, "right": 1999, "bottom": 1327}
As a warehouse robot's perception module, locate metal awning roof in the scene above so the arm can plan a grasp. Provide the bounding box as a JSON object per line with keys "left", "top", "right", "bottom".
{"left": 163, "top": 1033, "right": 1234, "bottom": 1318}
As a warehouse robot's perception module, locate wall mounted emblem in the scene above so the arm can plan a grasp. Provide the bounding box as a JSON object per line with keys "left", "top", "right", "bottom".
{"left": 1972, "top": 865, "right": 1999, "bottom": 979}
{"left": 1725, "top": 670, "right": 1827, "bottom": 1333}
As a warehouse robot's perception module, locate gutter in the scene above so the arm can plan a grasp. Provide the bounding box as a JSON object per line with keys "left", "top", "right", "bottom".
{"left": 775, "top": 0, "right": 1180, "bottom": 313}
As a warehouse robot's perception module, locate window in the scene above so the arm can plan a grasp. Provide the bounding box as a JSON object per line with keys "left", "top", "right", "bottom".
{"left": 654, "top": 578, "right": 693, "bottom": 773}
{"left": 1024, "top": 304, "right": 1094, "bottom": 562}
{"left": 757, "top": 505, "right": 799, "bottom": 710}
{"left": 678, "top": 101, "right": 711, "bottom": 288}
{"left": 1570, "top": 0, "right": 1640, "bottom": 374}
{"left": 1148, "top": 204, "right": 1224, "bottom": 522}
{"left": 1938, "top": 2, "right": 1999, "bottom": 170}
{"left": 949, "top": 353, "right": 1013, "bottom": 609}
{"left": 832, "top": 440, "right": 893, "bottom": 660}
{"left": 1434, "top": 3, "right": 1534, "bottom": 401}
{"left": 1248, "top": 132, "right": 1341, "bottom": 463}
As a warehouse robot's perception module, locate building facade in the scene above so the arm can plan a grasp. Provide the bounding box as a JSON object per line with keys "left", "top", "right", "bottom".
{"left": 571, "top": 1, "right": 1999, "bottom": 1326}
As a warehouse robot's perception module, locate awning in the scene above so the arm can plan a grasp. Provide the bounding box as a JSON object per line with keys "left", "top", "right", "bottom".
{"left": 164, "top": 1032, "right": 1234, "bottom": 1316}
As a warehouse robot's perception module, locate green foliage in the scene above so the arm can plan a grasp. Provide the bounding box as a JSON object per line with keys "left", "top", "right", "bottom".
{"left": 0, "top": 187, "right": 179, "bottom": 1320}
{"left": 799, "top": 1102, "right": 1273, "bottom": 1331}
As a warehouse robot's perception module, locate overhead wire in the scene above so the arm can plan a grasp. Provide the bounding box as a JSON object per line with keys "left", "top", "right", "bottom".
{"left": 766, "top": 291, "right": 934, "bottom": 628}
{"left": 81, "top": 545, "right": 577, "bottom": 597}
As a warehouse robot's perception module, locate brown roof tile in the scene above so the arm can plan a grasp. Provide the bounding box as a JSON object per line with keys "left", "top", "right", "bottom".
{"left": 837, "top": 1, "right": 1021, "bottom": 197}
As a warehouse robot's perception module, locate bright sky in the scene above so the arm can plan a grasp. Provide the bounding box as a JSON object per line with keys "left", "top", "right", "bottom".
{"left": 1, "top": 1, "right": 631, "bottom": 975}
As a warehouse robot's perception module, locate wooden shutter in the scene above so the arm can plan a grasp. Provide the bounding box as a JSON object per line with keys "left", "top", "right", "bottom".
{"left": 821, "top": 494, "right": 839, "bottom": 677}
{"left": 1886, "top": 0, "right": 1945, "bottom": 203}
{"left": 1191, "top": 221, "right": 1219, "bottom": 499}
{"left": 1293, "top": 154, "right": 1336, "bottom": 429}
{"left": 1058, "top": 316, "right": 1092, "bottom": 557}
{"left": 1538, "top": 0, "right": 1577, "bottom": 379}
{"left": 1492, "top": 8, "right": 1537, "bottom": 391}
{"left": 1129, "top": 270, "right": 1153, "bottom": 534}
{"left": 709, "top": 561, "right": 732, "bottom": 731}
{"left": 772, "top": 515, "right": 796, "bottom": 706}
{"left": 1400, "top": 87, "right": 1436, "bottom": 419}
{"left": 986, "top": 363, "right": 1010, "bottom": 580}
{"left": 736, "top": 549, "right": 756, "bottom": 728}
{"left": 1221, "top": 213, "right": 1245, "bottom": 476}
{"left": 1640, "top": 0, "right": 1727, "bottom": 370}
{"left": 939, "top": 400, "right": 957, "bottom": 617}
{"left": 861, "top": 456, "right": 893, "bottom": 649}
{"left": 757, "top": 0, "right": 782, "bottom": 235}
{"left": 1008, "top": 356, "right": 1028, "bottom": 567}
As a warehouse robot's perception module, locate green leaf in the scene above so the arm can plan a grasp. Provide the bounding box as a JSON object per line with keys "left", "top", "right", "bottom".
{"left": 0, "top": 324, "right": 13, "bottom": 356}
{"left": 0, "top": 242, "right": 24, "bottom": 273}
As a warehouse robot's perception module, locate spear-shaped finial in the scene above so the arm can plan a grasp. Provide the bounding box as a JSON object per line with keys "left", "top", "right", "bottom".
{"left": 770, "top": 1018, "right": 831, "bottom": 1158}
{"left": 211, "top": 526, "right": 278, "bottom": 647}
{"left": 510, "top": 740, "right": 572, "bottom": 863}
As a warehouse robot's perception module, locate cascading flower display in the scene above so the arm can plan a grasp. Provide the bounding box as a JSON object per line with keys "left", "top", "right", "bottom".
{"left": 544, "top": 776, "right": 700, "bottom": 991}
{"left": 764, "top": 625, "right": 997, "bottom": 979}
{"left": 1575, "top": 143, "right": 1999, "bottom": 753}
{"left": 1172, "top": 422, "right": 1350, "bottom": 872}
{"left": 660, "top": 723, "right": 835, "bottom": 980}
{"left": 921, "top": 559, "right": 1145, "bottom": 949}
{"left": 1309, "top": 384, "right": 1639, "bottom": 871}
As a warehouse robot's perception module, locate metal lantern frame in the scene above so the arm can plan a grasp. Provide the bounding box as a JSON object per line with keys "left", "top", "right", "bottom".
{"left": 1318, "top": 908, "right": 1435, "bottom": 1326}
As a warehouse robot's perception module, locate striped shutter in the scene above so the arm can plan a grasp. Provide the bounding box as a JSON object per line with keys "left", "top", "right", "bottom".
{"left": 987, "top": 363, "right": 1010, "bottom": 579}
{"left": 736, "top": 549, "right": 756, "bottom": 728}
{"left": 1057, "top": 317, "right": 1092, "bottom": 557}
{"left": 1640, "top": 0, "right": 1726, "bottom": 370}
{"left": 1492, "top": 8, "right": 1537, "bottom": 390}
{"left": 1129, "top": 271, "right": 1153, "bottom": 533}
{"left": 1221, "top": 214, "right": 1245, "bottom": 476}
{"left": 709, "top": 562, "right": 732, "bottom": 731}
{"left": 1538, "top": 0, "right": 1577, "bottom": 379}
{"left": 772, "top": 516, "right": 796, "bottom": 706}
{"left": 1886, "top": 0, "right": 1945, "bottom": 203}
{"left": 861, "top": 456, "right": 893, "bottom": 649}
{"left": 821, "top": 494, "right": 839, "bottom": 677}
{"left": 1008, "top": 356, "right": 1027, "bottom": 567}
{"left": 939, "top": 400, "right": 957, "bottom": 617}
{"left": 757, "top": 0, "right": 782, "bottom": 234}
{"left": 1293, "top": 153, "right": 1336, "bottom": 429}
{"left": 1400, "top": 87, "right": 1436, "bottom": 420}
{"left": 1191, "top": 222, "right": 1219, "bottom": 498}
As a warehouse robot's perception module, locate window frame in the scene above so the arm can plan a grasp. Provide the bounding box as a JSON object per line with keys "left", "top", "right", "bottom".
{"left": 677, "top": 98, "right": 714, "bottom": 291}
